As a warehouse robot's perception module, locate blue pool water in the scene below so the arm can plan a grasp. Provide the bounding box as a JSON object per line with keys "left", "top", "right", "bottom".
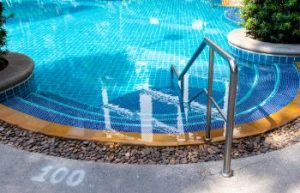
{"left": 1, "top": 0, "right": 299, "bottom": 134}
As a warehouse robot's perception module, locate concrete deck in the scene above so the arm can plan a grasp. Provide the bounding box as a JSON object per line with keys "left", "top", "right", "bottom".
{"left": 0, "top": 142, "right": 299, "bottom": 193}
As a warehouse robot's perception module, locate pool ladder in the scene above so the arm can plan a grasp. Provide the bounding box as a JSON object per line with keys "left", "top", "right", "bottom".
{"left": 170, "top": 38, "right": 238, "bottom": 177}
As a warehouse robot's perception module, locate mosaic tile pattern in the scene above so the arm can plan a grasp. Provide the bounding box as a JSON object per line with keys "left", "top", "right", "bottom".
{"left": 0, "top": 76, "right": 35, "bottom": 102}
{"left": 4, "top": 0, "right": 237, "bottom": 105}
{"left": 2, "top": 0, "right": 299, "bottom": 134}
{"left": 3, "top": 62, "right": 299, "bottom": 133}
{"left": 229, "top": 43, "right": 300, "bottom": 65}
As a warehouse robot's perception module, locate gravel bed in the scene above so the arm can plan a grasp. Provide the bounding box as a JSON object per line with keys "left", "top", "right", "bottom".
{"left": 0, "top": 119, "right": 299, "bottom": 164}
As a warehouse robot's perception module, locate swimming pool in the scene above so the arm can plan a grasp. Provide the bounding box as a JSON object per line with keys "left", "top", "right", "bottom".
{"left": 1, "top": 0, "right": 299, "bottom": 144}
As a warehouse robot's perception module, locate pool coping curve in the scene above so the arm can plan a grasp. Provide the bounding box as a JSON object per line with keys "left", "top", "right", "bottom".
{"left": 228, "top": 29, "right": 300, "bottom": 56}
{"left": 0, "top": 88, "right": 300, "bottom": 146}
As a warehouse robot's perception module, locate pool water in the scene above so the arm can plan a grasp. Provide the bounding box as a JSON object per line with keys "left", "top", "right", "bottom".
{"left": 2, "top": 0, "right": 299, "bottom": 136}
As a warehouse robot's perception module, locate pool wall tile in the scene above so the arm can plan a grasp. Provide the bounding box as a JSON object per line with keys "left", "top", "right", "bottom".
{"left": 0, "top": 76, "right": 35, "bottom": 102}
{"left": 229, "top": 42, "right": 300, "bottom": 65}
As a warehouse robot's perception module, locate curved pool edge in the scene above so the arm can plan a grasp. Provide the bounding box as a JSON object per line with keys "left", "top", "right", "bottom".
{"left": 0, "top": 52, "right": 35, "bottom": 102}
{"left": 228, "top": 29, "right": 300, "bottom": 56}
{"left": 1, "top": 91, "right": 300, "bottom": 146}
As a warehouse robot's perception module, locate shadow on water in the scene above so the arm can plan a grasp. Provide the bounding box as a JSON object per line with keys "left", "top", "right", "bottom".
{"left": 143, "top": 34, "right": 184, "bottom": 47}
{"left": 36, "top": 51, "right": 136, "bottom": 92}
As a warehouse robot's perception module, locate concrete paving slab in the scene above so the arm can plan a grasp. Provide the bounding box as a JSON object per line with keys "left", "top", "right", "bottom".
{"left": 0, "top": 143, "right": 299, "bottom": 193}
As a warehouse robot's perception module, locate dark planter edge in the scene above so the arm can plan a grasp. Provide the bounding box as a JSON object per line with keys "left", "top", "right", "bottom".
{"left": 0, "top": 52, "right": 34, "bottom": 92}
{"left": 0, "top": 57, "right": 8, "bottom": 71}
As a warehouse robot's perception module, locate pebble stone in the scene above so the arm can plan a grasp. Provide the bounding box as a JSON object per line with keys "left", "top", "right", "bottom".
{"left": 0, "top": 119, "right": 299, "bottom": 165}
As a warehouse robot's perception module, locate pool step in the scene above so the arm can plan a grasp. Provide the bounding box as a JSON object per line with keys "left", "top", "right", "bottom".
{"left": 22, "top": 93, "right": 144, "bottom": 123}
{"left": 2, "top": 64, "right": 282, "bottom": 128}
{"left": 4, "top": 92, "right": 210, "bottom": 131}
{"left": 38, "top": 91, "right": 102, "bottom": 112}
{"left": 3, "top": 63, "right": 298, "bottom": 131}
{"left": 35, "top": 90, "right": 215, "bottom": 120}
{"left": 234, "top": 63, "right": 299, "bottom": 123}
{"left": 3, "top": 97, "right": 154, "bottom": 132}
{"left": 4, "top": 96, "right": 211, "bottom": 132}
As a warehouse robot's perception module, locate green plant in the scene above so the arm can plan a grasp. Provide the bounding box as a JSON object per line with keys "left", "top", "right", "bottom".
{"left": 241, "top": 0, "right": 300, "bottom": 44}
{"left": 0, "top": 2, "right": 8, "bottom": 53}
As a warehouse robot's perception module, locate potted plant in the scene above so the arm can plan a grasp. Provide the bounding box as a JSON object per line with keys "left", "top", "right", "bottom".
{"left": 241, "top": 0, "right": 300, "bottom": 44}
{"left": 0, "top": 2, "right": 34, "bottom": 94}
{"left": 227, "top": 0, "right": 300, "bottom": 64}
{"left": 0, "top": 2, "right": 8, "bottom": 71}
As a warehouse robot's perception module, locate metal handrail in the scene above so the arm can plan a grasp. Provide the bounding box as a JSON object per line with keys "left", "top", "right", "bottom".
{"left": 170, "top": 37, "right": 238, "bottom": 177}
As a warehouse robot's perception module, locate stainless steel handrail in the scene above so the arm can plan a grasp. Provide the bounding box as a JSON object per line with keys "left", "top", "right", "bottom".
{"left": 170, "top": 37, "right": 238, "bottom": 177}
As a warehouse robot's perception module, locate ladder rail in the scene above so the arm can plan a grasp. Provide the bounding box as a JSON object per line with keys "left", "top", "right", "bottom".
{"left": 178, "top": 41, "right": 207, "bottom": 80}
{"left": 172, "top": 38, "right": 237, "bottom": 82}
{"left": 170, "top": 37, "right": 238, "bottom": 178}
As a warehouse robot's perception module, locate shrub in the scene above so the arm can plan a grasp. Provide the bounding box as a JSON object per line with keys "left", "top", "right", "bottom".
{"left": 241, "top": 0, "right": 300, "bottom": 44}
{"left": 0, "top": 2, "right": 11, "bottom": 53}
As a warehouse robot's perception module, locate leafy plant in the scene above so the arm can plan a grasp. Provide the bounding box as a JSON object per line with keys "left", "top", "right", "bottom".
{"left": 0, "top": 2, "right": 12, "bottom": 53}
{"left": 0, "top": 3, "right": 7, "bottom": 53}
{"left": 241, "top": 0, "right": 300, "bottom": 44}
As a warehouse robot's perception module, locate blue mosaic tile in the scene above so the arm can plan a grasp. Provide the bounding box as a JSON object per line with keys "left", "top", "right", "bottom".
{"left": 0, "top": 76, "right": 34, "bottom": 102}
{"left": 1, "top": 0, "right": 299, "bottom": 135}
{"left": 229, "top": 43, "right": 300, "bottom": 65}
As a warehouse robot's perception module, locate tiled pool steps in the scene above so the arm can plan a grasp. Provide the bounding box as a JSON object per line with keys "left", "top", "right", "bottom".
{"left": 3, "top": 62, "right": 299, "bottom": 134}
{"left": 4, "top": 90, "right": 218, "bottom": 133}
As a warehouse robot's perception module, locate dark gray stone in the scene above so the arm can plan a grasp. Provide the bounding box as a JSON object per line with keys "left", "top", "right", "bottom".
{"left": 0, "top": 52, "right": 34, "bottom": 91}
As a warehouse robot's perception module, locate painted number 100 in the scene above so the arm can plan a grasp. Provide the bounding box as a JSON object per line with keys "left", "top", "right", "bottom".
{"left": 31, "top": 166, "right": 86, "bottom": 187}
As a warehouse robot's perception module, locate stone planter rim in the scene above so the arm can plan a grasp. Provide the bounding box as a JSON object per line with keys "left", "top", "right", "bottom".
{"left": 228, "top": 28, "right": 300, "bottom": 56}
{"left": 0, "top": 52, "right": 34, "bottom": 92}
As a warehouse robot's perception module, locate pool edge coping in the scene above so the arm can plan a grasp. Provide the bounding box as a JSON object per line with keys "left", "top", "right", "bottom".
{"left": 228, "top": 29, "right": 300, "bottom": 56}
{"left": 1, "top": 89, "right": 300, "bottom": 146}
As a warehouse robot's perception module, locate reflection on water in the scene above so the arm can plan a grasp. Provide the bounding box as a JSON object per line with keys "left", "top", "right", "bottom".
{"left": 5, "top": 1, "right": 98, "bottom": 23}
{"left": 140, "top": 92, "right": 153, "bottom": 141}
{"left": 98, "top": 86, "right": 224, "bottom": 134}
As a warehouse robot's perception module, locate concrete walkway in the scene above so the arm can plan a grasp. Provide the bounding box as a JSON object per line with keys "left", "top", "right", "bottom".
{"left": 0, "top": 143, "right": 299, "bottom": 193}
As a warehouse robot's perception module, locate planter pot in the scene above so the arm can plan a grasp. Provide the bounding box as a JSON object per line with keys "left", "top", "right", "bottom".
{"left": 0, "top": 52, "right": 35, "bottom": 102}
{"left": 0, "top": 56, "right": 8, "bottom": 71}
{"left": 227, "top": 29, "right": 300, "bottom": 65}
